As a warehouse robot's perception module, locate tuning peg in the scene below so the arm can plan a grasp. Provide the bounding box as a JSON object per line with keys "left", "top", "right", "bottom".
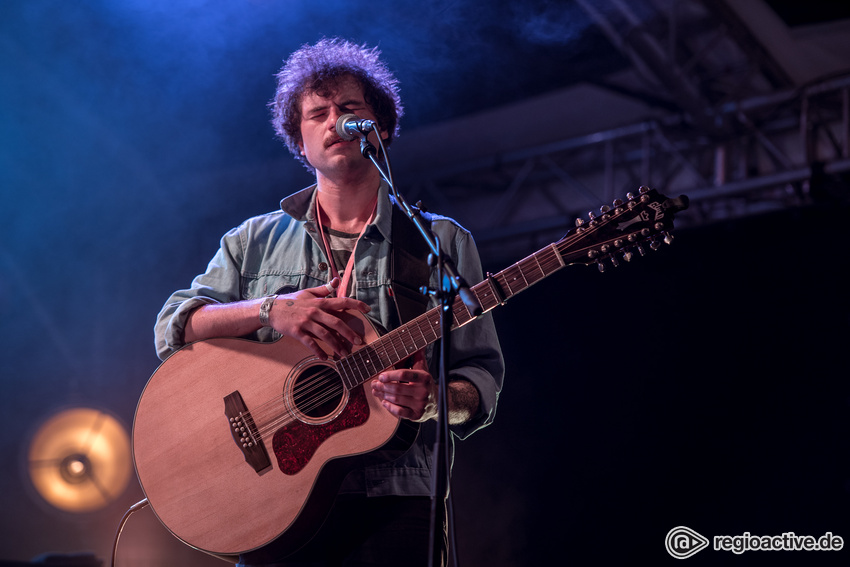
{"left": 650, "top": 240, "right": 662, "bottom": 251}
{"left": 600, "top": 205, "right": 610, "bottom": 213}
{"left": 597, "top": 261, "right": 606, "bottom": 273}
{"left": 612, "top": 198, "right": 623, "bottom": 207}
{"left": 637, "top": 245, "right": 646, "bottom": 256}
{"left": 663, "top": 232, "right": 674, "bottom": 245}
{"left": 587, "top": 211, "right": 597, "bottom": 220}
{"left": 639, "top": 185, "right": 650, "bottom": 194}
{"left": 575, "top": 217, "right": 585, "bottom": 227}
{"left": 609, "top": 255, "right": 620, "bottom": 268}
{"left": 622, "top": 250, "right": 633, "bottom": 262}
{"left": 626, "top": 191, "right": 636, "bottom": 201}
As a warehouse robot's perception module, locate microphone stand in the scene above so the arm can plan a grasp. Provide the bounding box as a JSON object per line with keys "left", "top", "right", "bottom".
{"left": 359, "top": 136, "right": 482, "bottom": 567}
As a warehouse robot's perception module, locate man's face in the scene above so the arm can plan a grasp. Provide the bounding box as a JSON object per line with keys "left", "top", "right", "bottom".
{"left": 297, "top": 76, "right": 383, "bottom": 177}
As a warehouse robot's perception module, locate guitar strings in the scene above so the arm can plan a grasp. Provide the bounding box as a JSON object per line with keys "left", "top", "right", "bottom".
{"left": 250, "top": 327, "right": 437, "bottom": 437}
{"left": 243, "top": 238, "right": 578, "bottom": 442}
{"left": 247, "top": 329, "right": 430, "bottom": 440}
{"left": 251, "top": 365, "right": 345, "bottom": 437}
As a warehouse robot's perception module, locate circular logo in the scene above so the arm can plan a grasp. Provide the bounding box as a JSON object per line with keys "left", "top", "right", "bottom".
{"left": 665, "top": 526, "right": 709, "bottom": 559}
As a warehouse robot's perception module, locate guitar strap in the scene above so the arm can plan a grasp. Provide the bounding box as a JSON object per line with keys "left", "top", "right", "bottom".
{"left": 390, "top": 201, "right": 432, "bottom": 325}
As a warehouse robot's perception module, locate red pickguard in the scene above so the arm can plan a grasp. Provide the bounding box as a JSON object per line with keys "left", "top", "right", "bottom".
{"left": 272, "top": 385, "right": 370, "bottom": 475}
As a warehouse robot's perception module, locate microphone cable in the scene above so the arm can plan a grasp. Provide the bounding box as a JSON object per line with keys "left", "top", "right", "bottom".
{"left": 110, "top": 498, "right": 149, "bottom": 567}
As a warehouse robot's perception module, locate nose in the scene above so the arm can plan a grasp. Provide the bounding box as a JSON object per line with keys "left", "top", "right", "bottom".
{"left": 327, "top": 105, "right": 346, "bottom": 131}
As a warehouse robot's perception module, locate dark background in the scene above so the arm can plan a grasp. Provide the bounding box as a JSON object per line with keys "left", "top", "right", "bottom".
{"left": 1, "top": 1, "right": 848, "bottom": 565}
{"left": 454, "top": 204, "right": 849, "bottom": 565}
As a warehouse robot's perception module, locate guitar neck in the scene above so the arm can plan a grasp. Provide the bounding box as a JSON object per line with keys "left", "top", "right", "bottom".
{"left": 336, "top": 238, "right": 573, "bottom": 390}
{"left": 335, "top": 189, "right": 688, "bottom": 390}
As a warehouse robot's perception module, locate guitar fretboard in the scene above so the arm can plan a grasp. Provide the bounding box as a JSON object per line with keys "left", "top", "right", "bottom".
{"left": 333, "top": 188, "right": 688, "bottom": 389}
{"left": 336, "top": 234, "right": 581, "bottom": 390}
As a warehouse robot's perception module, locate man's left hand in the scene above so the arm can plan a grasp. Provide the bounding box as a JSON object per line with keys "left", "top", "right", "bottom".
{"left": 370, "top": 351, "right": 437, "bottom": 422}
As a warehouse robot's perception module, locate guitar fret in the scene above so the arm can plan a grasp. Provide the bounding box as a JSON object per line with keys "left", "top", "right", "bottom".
{"left": 501, "top": 266, "right": 522, "bottom": 295}
{"left": 409, "top": 318, "right": 427, "bottom": 351}
{"left": 549, "top": 243, "right": 565, "bottom": 267}
{"left": 355, "top": 352, "right": 371, "bottom": 384}
{"left": 540, "top": 253, "right": 561, "bottom": 274}
{"left": 480, "top": 274, "right": 500, "bottom": 310}
{"left": 458, "top": 301, "right": 474, "bottom": 325}
{"left": 397, "top": 327, "right": 416, "bottom": 357}
{"left": 386, "top": 333, "right": 403, "bottom": 364}
{"left": 519, "top": 256, "right": 543, "bottom": 285}
{"left": 338, "top": 354, "right": 362, "bottom": 388}
{"left": 515, "top": 261, "right": 532, "bottom": 287}
{"left": 377, "top": 341, "right": 393, "bottom": 372}
{"left": 335, "top": 358, "right": 351, "bottom": 390}
{"left": 423, "top": 314, "right": 441, "bottom": 342}
{"left": 358, "top": 345, "right": 381, "bottom": 378}
{"left": 372, "top": 338, "right": 392, "bottom": 371}
{"left": 453, "top": 302, "right": 472, "bottom": 327}
{"left": 355, "top": 356, "right": 369, "bottom": 383}
{"left": 476, "top": 282, "right": 499, "bottom": 310}
{"left": 548, "top": 246, "right": 566, "bottom": 270}
{"left": 531, "top": 254, "right": 547, "bottom": 279}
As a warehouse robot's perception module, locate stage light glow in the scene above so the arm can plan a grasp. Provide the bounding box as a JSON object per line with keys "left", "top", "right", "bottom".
{"left": 28, "top": 408, "right": 132, "bottom": 513}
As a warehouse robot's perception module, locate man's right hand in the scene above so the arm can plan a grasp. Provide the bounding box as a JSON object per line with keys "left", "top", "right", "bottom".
{"left": 268, "top": 278, "right": 371, "bottom": 359}
{"left": 183, "top": 277, "right": 370, "bottom": 360}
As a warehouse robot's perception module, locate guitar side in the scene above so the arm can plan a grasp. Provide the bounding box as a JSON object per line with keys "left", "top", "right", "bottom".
{"left": 132, "top": 311, "right": 414, "bottom": 556}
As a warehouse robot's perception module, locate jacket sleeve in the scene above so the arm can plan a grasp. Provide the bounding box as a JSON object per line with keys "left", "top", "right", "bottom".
{"left": 434, "top": 224, "right": 505, "bottom": 441}
{"left": 153, "top": 226, "right": 246, "bottom": 361}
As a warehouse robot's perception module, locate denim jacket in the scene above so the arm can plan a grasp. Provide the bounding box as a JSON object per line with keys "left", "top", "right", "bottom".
{"left": 154, "top": 181, "right": 503, "bottom": 498}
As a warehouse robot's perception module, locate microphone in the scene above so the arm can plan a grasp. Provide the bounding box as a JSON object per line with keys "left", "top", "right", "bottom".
{"left": 336, "top": 114, "right": 376, "bottom": 141}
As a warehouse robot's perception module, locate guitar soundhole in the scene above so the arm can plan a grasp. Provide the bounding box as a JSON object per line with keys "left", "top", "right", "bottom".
{"left": 287, "top": 361, "right": 349, "bottom": 425}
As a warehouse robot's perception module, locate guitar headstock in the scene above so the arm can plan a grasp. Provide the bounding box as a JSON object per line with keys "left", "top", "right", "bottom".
{"left": 558, "top": 186, "right": 689, "bottom": 271}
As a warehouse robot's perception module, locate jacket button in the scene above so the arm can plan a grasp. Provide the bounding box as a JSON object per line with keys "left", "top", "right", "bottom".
{"left": 318, "top": 262, "right": 329, "bottom": 272}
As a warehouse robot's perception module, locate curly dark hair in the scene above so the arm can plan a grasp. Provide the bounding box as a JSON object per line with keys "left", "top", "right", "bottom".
{"left": 270, "top": 38, "right": 403, "bottom": 172}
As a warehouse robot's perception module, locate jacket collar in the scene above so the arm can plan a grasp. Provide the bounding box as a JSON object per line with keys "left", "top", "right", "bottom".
{"left": 280, "top": 180, "right": 394, "bottom": 242}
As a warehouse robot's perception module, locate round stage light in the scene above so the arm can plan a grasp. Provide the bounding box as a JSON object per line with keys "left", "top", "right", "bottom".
{"left": 28, "top": 408, "right": 132, "bottom": 512}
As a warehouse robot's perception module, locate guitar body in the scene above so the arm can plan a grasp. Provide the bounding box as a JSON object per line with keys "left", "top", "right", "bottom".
{"left": 132, "top": 310, "right": 417, "bottom": 557}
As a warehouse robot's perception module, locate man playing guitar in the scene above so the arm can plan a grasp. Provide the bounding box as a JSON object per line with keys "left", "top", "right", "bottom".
{"left": 153, "top": 38, "right": 504, "bottom": 566}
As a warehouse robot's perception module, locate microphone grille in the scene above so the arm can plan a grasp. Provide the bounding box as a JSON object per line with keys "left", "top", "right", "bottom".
{"left": 336, "top": 114, "right": 358, "bottom": 141}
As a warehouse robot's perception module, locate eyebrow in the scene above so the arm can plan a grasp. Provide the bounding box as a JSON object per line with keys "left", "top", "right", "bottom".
{"left": 304, "top": 98, "right": 365, "bottom": 116}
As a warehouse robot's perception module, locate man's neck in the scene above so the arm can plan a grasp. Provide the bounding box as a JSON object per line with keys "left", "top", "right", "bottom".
{"left": 315, "top": 169, "right": 381, "bottom": 234}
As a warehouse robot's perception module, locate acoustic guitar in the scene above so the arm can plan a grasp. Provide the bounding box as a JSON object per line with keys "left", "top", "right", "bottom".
{"left": 132, "top": 187, "right": 689, "bottom": 557}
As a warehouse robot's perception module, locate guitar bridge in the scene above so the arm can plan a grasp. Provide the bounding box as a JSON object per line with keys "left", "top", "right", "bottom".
{"left": 224, "top": 391, "right": 272, "bottom": 475}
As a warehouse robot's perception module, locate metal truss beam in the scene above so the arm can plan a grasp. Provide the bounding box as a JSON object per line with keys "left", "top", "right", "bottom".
{"left": 404, "top": 73, "right": 850, "bottom": 264}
